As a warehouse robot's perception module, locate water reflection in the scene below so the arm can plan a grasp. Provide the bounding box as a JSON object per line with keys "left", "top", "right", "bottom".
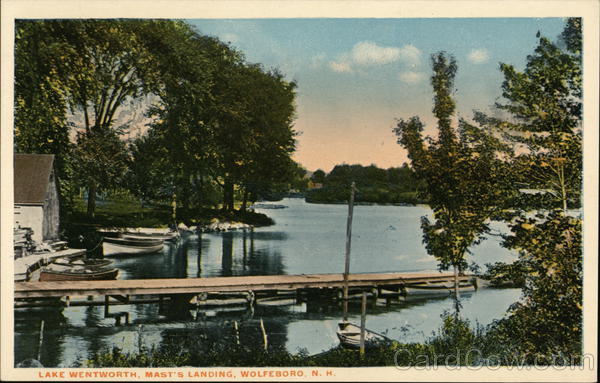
{"left": 15, "top": 199, "right": 520, "bottom": 366}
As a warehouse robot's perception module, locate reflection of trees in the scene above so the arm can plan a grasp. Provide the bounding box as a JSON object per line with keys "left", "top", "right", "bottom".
{"left": 245, "top": 230, "right": 286, "bottom": 276}
{"left": 14, "top": 308, "right": 67, "bottom": 367}
{"left": 222, "top": 232, "right": 233, "bottom": 276}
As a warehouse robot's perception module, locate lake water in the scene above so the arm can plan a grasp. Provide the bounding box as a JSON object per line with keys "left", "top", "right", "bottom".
{"left": 14, "top": 198, "right": 521, "bottom": 367}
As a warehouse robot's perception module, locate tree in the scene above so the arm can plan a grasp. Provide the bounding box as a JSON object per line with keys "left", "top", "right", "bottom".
{"left": 71, "top": 127, "right": 130, "bottom": 213}
{"left": 44, "top": 20, "right": 164, "bottom": 217}
{"left": 483, "top": 18, "right": 584, "bottom": 362}
{"left": 14, "top": 21, "right": 75, "bottom": 210}
{"left": 311, "top": 169, "right": 326, "bottom": 184}
{"left": 139, "top": 29, "right": 220, "bottom": 218}
{"left": 394, "top": 52, "right": 512, "bottom": 311}
{"left": 206, "top": 61, "right": 297, "bottom": 212}
{"left": 488, "top": 211, "right": 582, "bottom": 362}
{"left": 476, "top": 18, "right": 582, "bottom": 212}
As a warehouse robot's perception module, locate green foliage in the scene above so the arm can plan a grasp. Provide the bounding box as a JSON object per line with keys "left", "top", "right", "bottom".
{"left": 15, "top": 19, "right": 299, "bottom": 223}
{"left": 14, "top": 21, "right": 76, "bottom": 209}
{"left": 394, "top": 52, "right": 512, "bottom": 276}
{"left": 482, "top": 260, "right": 528, "bottom": 288}
{"left": 487, "top": 210, "right": 582, "bottom": 362}
{"left": 477, "top": 18, "right": 582, "bottom": 211}
{"left": 305, "top": 163, "right": 423, "bottom": 204}
{"left": 477, "top": 18, "right": 584, "bottom": 363}
{"left": 71, "top": 128, "right": 130, "bottom": 193}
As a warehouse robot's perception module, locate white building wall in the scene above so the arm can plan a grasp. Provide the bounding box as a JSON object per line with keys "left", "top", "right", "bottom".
{"left": 14, "top": 205, "right": 44, "bottom": 243}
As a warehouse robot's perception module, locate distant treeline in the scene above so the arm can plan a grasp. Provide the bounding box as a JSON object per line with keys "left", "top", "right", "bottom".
{"left": 305, "top": 164, "right": 426, "bottom": 205}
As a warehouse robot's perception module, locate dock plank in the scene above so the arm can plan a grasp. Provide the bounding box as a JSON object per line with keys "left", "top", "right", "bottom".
{"left": 14, "top": 272, "right": 473, "bottom": 299}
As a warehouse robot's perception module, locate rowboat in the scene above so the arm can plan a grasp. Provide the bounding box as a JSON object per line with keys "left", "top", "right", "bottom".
{"left": 404, "top": 281, "right": 476, "bottom": 296}
{"left": 52, "top": 256, "right": 113, "bottom": 268}
{"left": 120, "top": 231, "right": 179, "bottom": 242}
{"left": 102, "top": 237, "right": 164, "bottom": 257}
{"left": 336, "top": 322, "right": 391, "bottom": 349}
{"left": 39, "top": 263, "right": 119, "bottom": 281}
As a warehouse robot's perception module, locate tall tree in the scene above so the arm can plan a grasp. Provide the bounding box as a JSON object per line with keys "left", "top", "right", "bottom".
{"left": 46, "top": 20, "right": 163, "bottom": 217}
{"left": 394, "top": 52, "right": 511, "bottom": 310}
{"left": 140, "top": 28, "right": 220, "bottom": 217}
{"left": 14, "top": 21, "right": 75, "bottom": 209}
{"left": 476, "top": 18, "right": 582, "bottom": 212}
{"left": 484, "top": 18, "right": 584, "bottom": 362}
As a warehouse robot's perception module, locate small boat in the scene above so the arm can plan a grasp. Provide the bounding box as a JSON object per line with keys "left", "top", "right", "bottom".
{"left": 336, "top": 322, "right": 391, "bottom": 349}
{"left": 102, "top": 237, "right": 164, "bottom": 257}
{"left": 39, "top": 263, "right": 119, "bottom": 281}
{"left": 120, "top": 231, "right": 179, "bottom": 242}
{"left": 404, "top": 281, "right": 476, "bottom": 296}
{"left": 52, "top": 256, "right": 113, "bottom": 268}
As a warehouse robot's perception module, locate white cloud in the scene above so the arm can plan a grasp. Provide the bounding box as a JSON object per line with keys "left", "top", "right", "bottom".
{"left": 399, "top": 71, "right": 425, "bottom": 84}
{"left": 329, "top": 61, "right": 353, "bottom": 73}
{"left": 327, "top": 41, "right": 422, "bottom": 74}
{"left": 397, "top": 44, "right": 422, "bottom": 66}
{"left": 467, "top": 49, "right": 489, "bottom": 64}
{"left": 351, "top": 41, "right": 401, "bottom": 66}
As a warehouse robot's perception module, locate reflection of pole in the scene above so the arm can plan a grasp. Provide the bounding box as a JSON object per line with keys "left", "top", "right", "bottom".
{"left": 343, "top": 182, "right": 356, "bottom": 322}
{"left": 359, "top": 292, "right": 367, "bottom": 356}
{"left": 260, "top": 318, "right": 268, "bottom": 351}
{"left": 37, "top": 320, "right": 45, "bottom": 361}
{"left": 242, "top": 230, "right": 248, "bottom": 270}
{"left": 197, "top": 232, "right": 202, "bottom": 277}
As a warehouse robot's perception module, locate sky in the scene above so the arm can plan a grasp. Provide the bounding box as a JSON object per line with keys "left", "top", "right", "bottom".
{"left": 186, "top": 18, "right": 567, "bottom": 173}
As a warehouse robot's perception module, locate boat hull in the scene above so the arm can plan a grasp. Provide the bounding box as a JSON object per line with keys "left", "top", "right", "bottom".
{"left": 103, "top": 241, "right": 164, "bottom": 257}
{"left": 121, "top": 232, "right": 179, "bottom": 242}
{"left": 336, "top": 322, "right": 390, "bottom": 349}
{"left": 404, "top": 283, "right": 476, "bottom": 296}
{"left": 39, "top": 268, "right": 119, "bottom": 281}
{"left": 53, "top": 257, "right": 113, "bottom": 268}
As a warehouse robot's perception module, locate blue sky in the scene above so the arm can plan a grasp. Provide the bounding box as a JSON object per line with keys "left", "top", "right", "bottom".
{"left": 187, "top": 18, "right": 567, "bottom": 172}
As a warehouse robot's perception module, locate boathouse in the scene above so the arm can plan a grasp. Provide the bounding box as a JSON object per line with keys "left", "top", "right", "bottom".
{"left": 14, "top": 154, "right": 60, "bottom": 244}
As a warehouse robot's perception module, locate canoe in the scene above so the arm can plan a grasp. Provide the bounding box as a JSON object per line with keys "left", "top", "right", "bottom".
{"left": 336, "top": 322, "right": 391, "bottom": 349}
{"left": 39, "top": 264, "right": 119, "bottom": 281}
{"left": 120, "top": 231, "right": 179, "bottom": 242}
{"left": 102, "top": 237, "right": 164, "bottom": 257}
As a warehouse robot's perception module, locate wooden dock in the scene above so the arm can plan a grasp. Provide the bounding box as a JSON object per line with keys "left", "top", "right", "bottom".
{"left": 15, "top": 272, "right": 474, "bottom": 300}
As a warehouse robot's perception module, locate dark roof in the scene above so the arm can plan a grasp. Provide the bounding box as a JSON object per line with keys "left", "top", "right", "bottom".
{"left": 14, "top": 154, "right": 55, "bottom": 204}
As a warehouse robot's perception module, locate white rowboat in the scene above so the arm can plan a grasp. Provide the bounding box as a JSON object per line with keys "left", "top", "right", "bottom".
{"left": 336, "top": 322, "right": 391, "bottom": 349}
{"left": 103, "top": 237, "right": 164, "bottom": 257}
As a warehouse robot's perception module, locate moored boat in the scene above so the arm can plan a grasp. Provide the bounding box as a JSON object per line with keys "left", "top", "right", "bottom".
{"left": 336, "top": 322, "right": 391, "bottom": 349}
{"left": 120, "top": 231, "right": 179, "bottom": 242}
{"left": 39, "top": 263, "right": 119, "bottom": 281}
{"left": 102, "top": 237, "right": 164, "bottom": 257}
{"left": 52, "top": 256, "right": 113, "bottom": 268}
{"left": 404, "top": 281, "right": 476, "bottom": 296}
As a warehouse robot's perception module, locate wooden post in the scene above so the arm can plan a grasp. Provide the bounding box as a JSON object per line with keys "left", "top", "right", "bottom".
{"left": 37, "top": 320, "right": 45, "bottom": 361}
{"left": 259, "top": 318, "right": 268, "bottom": 351}
{"left": 359, "top": 291, "right": 367, "bottom": 356}
{"left": 343, "top": 182, "right": 356, "bottom": 322}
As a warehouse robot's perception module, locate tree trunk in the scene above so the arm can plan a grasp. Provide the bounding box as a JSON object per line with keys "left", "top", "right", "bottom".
{"left": 223, "top": 178, "right": 234, "bottom": 212}
{"left": 240, "top": 189, "right": 249, "bottom": 212}
{"left": 86, "top": 182, "right": 96, "bottom": 218}
{"left": 453, "top": 264, "right": 461, "bottom": 313}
